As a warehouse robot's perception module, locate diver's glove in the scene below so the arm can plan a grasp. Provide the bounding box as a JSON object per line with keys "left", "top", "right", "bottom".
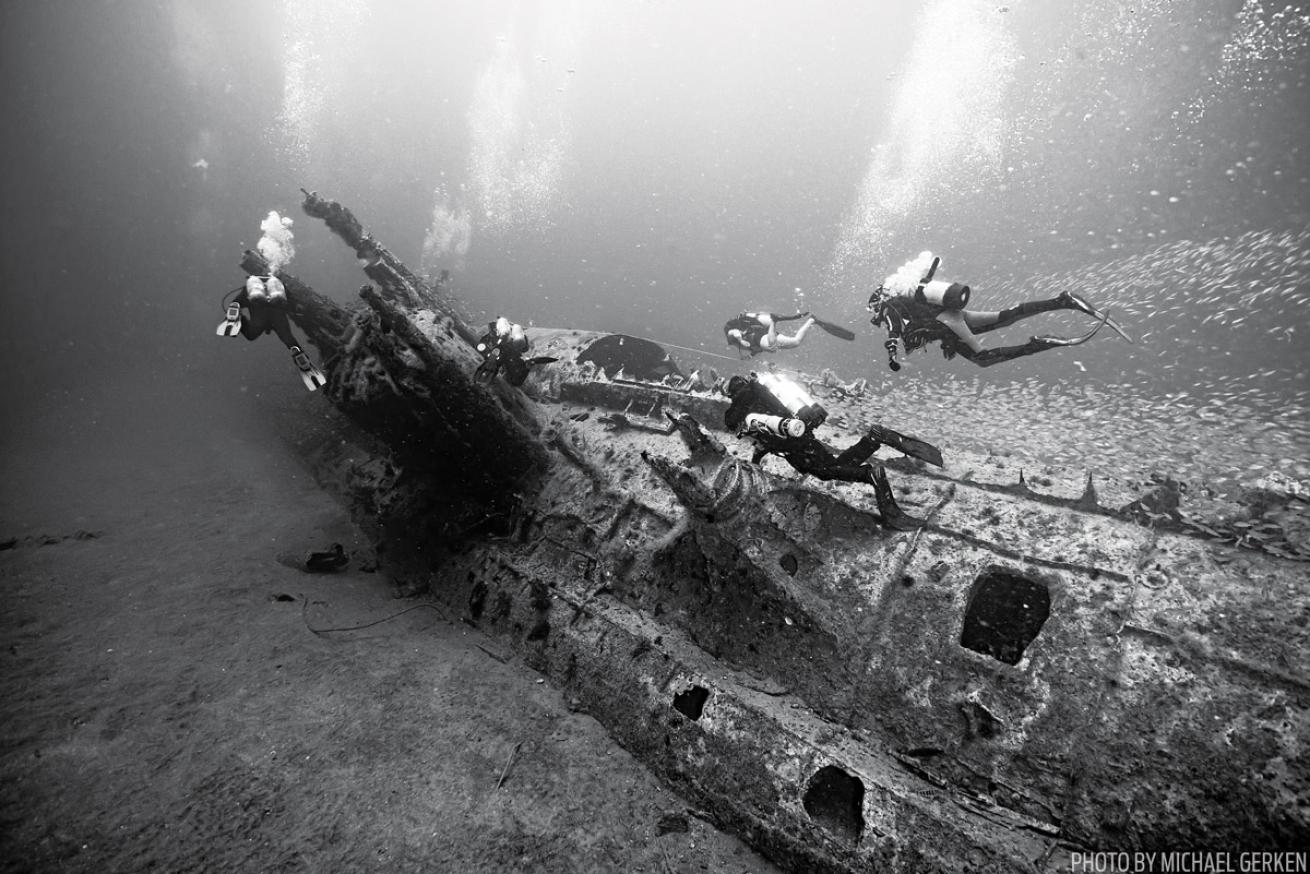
{"left": 884, "top": 339, "right": 902, "bottom": 372}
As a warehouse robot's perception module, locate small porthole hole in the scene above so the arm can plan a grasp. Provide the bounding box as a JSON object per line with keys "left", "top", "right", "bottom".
{"left": 802, "top": 765, "right": 864, "bottom": 846}
{"left": 672, "top": 684, "right": 709, "bottom": 721}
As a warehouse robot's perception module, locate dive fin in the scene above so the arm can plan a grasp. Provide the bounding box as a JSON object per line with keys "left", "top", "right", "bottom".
{"left": 1035, "top": 313, "right": 1108, "bottom": 348}
{"left": 869, "top": 464, "right": 923, "bottom": 531}
{"left": 291, "top": 347, "right": 327, "bottom": 392}
{"left": 870, "top": 425, "right": 944, "bottom": 467}
{"left": 812, "top": 318, "right": 856, "bottom": 341}
{"left": 216, "top": 303, "right": 243, "bottom": 337}
{"left": 528, "top": 356, "right": 559, "bottom": 366}
{"left": 881, "top": 505, "right": 924, "bottom": 532}
{"left": 300, "top": 368, "right": 327, "bottom": 392}
{"left": 1103, "top": 313, "right": 1132, "bottom": 343}
{"left": 1061, "top": 292, "right": 1132, "bottom": 342}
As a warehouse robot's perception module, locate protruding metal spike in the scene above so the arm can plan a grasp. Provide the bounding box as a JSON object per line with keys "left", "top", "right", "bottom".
{"left": 1075, "top": 471, "right": 1100, "bottom": 510}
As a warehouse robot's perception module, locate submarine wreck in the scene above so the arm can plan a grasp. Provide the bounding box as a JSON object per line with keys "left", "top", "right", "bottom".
{"left": 216, "top": 191, "right": 1310, "bottom": 872}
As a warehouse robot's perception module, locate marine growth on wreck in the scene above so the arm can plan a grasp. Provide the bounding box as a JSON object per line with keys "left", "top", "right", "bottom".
{"left": 216, "top": 191, "right": 1310, "bottom": 873}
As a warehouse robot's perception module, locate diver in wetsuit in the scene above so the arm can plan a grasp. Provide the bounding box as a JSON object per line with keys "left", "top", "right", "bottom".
{"left": 723, "top": 373, "right": 940, "bottom": 531}
{"left": 474, "top": 317, "right": 557, "bottom": 387}
{"left": 723, "top": 311, "right": 855, "bottom": 357}
{"left": 475, "top": 317, "right": 531, "bottom": 385}
{"left": 867, "top": 252, "right": 1132, "bottom": 371}
{"left": 215, "top": 274, "right": 326, "bottom": 391}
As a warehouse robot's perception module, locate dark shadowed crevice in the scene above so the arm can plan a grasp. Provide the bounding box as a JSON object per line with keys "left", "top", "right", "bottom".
{"left": 803, "top": 765, "right": 864, "bottom": 846}
{"left": 960, "top": 569, "right": 1050, "bottom": 665}
{"left": 672, "top": 685, "right": 709, "bottom": 721}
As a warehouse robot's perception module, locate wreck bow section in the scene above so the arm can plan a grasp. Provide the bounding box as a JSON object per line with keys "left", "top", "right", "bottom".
{"left": 251, "top": 192, "right": 1310, "bottom": 871}
{"left": 240, "top": 196, "right": 548, "bottom": 576}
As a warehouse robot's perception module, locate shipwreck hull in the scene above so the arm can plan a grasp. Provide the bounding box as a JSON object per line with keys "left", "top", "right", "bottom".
{"left": 241, "top": 192, "right": 1309, "bottom": 871}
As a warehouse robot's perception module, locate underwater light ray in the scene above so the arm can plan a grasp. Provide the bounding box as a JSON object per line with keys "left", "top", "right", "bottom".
{"left": 828, "top": 0, "right": 1017, "bottom": 289}
{"left": 461, "top": 9, "right": 583, "bottom": 241}
{"left": 277, "top": 0, "right": 370, "bottom": 171}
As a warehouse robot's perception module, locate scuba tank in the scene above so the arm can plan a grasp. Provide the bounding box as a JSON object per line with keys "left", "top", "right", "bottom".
{"left": 911, "top": 254, "right": 970, "bottom": 310}
{"left": 882, "top": 252, "right": 971, "bottom": 310}
{"left": 919, "top": 278, "right": 970, "bottom": 310}
{"left": 505, "top": 323, "right": 530, "bottom": 355}
{"left": 245, "top": 275, "right": 268, "bottom": 302}
{"left": 265, "top": 275, "right": 287, "bottom": 303}
{"left": 744, "top": 413, "right": 806, "bottom": 439}
{"left": 755, "top": 372, "right": 827, "bottom": 428}
{"left": 478, "top": 317, "right": 513, "bottom": 354}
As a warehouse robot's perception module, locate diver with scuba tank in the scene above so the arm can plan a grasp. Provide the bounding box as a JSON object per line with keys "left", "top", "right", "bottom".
{"left": 215, "top": 274, "right": 327, "bottom": 392}
{"left": 867, "top": 252, "right": 1132, "bottom": 371}
{"left": 474, "top": 317, "right": 558, "bottom": 387}
{"left": 723, "top": 310, "right": 856, "bottom": 357}
{"left": 723, "top": 372, "right": 943, "bottom": 531}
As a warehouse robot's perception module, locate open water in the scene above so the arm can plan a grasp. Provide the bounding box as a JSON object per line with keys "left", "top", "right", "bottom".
{"left": 2, "top": 0, "right": 1307, "bottom": 524}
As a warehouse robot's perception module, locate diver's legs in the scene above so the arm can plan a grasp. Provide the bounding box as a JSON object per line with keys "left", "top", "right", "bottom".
{"left": 952, "top": 315, "right": 1109, "bottom": 367}
{"left": 756, "top": 313, "right": 780, "bottom": 351}
{"left": 964, "top": 291, "right": 1131, "bottom": 341}
{"left": 962, "top": 298, "right": 1068, "bottom": 334}
{"left": 261, "top": 309, "right": 326, "bottom": 390}
{"left": 835, "top": 432, "right": 882, "bottom": 466}
{"left": 795, "top": 454, "right": 920, "bottom": 528}
{"left": 267, "top": 309, "right": 303, "bottom": 350}
{"left": 238, "top": 307, "right": 270, "bottom": 342}
{"left": 503, "top": 356, "right": 530, "bottom": 386}
{"left": 951, "top": 337, "right": 1077, "bottom": 368}
{"left": 952, "top": 340, "right": 1055, "bottom": 368}
{"left": 771, "top": 317, "right": 816, "bottom": 349}
{"left": 239, "top": 300, "right": 297, "bottom": 344}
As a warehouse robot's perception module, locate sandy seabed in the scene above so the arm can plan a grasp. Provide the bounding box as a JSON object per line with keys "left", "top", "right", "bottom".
{"left": 0, "top": 376, "right": 777, "bottom": 874}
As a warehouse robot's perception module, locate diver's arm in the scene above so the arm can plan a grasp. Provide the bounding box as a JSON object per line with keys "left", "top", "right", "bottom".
{"left": 726, "top": 330, "right": 757, "bottom": 355}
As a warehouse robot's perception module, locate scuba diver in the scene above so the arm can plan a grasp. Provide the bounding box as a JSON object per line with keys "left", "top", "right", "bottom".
{"left": 723, "top": 372, "right": 942, "bottom": 531}
{"left": 723, "top": 310, "right": 856, "bottom": 357}
{"left": 474, "top": 317, "right": 557, "bottom": 387}
{"left": 867, "top": 252, "right": 1132, "bottom": 371}
{"left": 216, "top": 274, "right": 327, "bottom": 391}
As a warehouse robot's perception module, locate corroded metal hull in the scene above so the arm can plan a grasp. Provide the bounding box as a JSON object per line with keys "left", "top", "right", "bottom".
{"left": 249, "top": 193, "right": 1310, "bottom": 871}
